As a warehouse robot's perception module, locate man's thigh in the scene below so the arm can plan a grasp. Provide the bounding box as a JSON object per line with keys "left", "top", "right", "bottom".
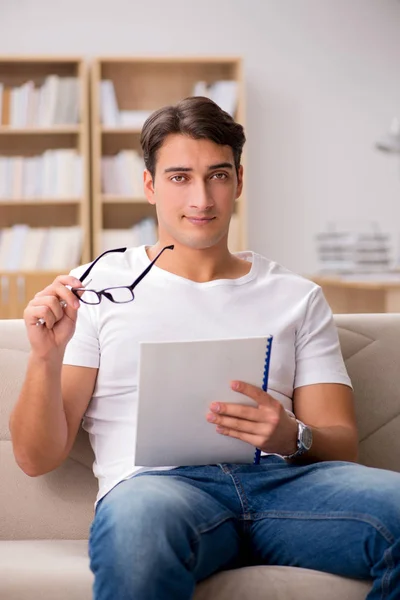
{"left": 242, "top": 459, "right": 400, "bottom": 580}
{"left": 90, "top": 469, "right": 243, "bottom": 584}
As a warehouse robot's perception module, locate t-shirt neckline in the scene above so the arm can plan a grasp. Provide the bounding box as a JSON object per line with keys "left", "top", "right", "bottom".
{"left": 138, "top": 245, "right": 259, "bottom": 288}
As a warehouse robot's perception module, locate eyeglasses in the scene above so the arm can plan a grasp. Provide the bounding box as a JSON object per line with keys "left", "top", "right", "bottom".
{"left": 71, "top": 244, "right": 174, "bottom": 305}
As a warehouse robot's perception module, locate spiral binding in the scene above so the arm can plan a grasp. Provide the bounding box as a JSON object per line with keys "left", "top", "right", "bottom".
{"left": 253, "top": 335, "right": 273, "bottom": 465}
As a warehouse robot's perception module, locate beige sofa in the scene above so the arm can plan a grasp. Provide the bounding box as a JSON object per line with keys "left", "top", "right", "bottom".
{"left": 1, "top": 314, "right": 399, "bottom": 600}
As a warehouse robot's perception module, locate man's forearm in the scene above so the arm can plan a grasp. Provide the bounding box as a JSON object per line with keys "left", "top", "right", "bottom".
{"left": 293, "top": 424, "right": 359, "bottom": 464}
{"left": 9, "top": 353, "right": 68, "bottom": 476}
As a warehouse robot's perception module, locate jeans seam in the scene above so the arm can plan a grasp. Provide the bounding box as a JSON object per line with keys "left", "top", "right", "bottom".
{"left": 186, "top": 514, "right": 234, "bottom": 571}
{"left": 226, "top": 472, "right": 250, "bottom": 517}
{"left": 250, "top": 511, "right": 396, "bottom": 545}
{"left": 381, "top": 546, "right": 394, "bottom": 599}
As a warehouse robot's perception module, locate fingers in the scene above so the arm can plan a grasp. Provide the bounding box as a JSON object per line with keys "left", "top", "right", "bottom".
{"left": 24, "top": 275, "right": 82, "bottom": 329}
{"left": 231, "top": 381, "right": 279, "bottom": 408}
{"left": 207, "top": 411, "right": 276, "bottom": 436}
{"left": 28, "top": 295, "right": 67, "bottom": 327}
{"left": 215, "top": 427, "right": 260, "bottom": 448}
{"left": 35, "top": 275, "right": 83, "bottom": 309}
{"left": 209, "top": 402, "right": 261, "bottom": 422}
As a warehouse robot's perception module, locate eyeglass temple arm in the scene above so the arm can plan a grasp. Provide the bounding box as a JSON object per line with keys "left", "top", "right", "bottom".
{"left": 78, "top": 247, "right": 127, "bottom": 283}
{"left": 129, "top": 244, "right": 174, "bottom": 290}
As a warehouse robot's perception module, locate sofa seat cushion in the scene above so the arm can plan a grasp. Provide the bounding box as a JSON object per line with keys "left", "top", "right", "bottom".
{"left": 0, "top": 540, "right": 93, "bottom": 600}
{"left": 0, "top": 540, "right": 372, "bottom": 600}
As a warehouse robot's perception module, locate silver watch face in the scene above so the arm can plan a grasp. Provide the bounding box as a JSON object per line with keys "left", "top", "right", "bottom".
{"left": 299, "top": 422, "right": 313, "bottom": 451}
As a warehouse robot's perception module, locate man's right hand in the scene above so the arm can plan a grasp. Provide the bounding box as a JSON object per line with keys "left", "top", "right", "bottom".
{"left": 23, "top": 275, "right": 84, "bottom": 360}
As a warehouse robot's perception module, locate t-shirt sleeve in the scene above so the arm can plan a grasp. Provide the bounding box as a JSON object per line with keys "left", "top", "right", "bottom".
{"left": 294, "top": 286, "right": 352, "bottom": 390}
{"left": 63, "top": 268, "right": 100, "bottom": 369}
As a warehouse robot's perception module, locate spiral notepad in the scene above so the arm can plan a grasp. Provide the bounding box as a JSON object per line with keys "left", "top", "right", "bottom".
{"left": 135, "top": 335, "right": 273, "bottom": 467}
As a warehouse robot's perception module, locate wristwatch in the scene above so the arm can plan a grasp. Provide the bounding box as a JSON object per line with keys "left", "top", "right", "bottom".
{"left": 283, "top": 419, "right": 313, "bottom": 460}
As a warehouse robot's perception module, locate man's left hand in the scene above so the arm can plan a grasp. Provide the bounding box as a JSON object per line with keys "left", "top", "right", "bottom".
{"left": 206, "top": 381, "right": 298, "bottom": 456}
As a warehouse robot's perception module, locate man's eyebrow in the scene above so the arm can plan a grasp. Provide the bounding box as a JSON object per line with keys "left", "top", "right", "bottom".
{"left": 207, "top": 162, "right": 234, "bottom": 170}
{"left": 163, "top": 162, "right": 234, "bottom": 174}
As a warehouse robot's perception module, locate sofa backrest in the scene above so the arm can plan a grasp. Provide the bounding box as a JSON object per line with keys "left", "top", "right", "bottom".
{"left": 1, "top": 314, "right": 399, "bottom": 540}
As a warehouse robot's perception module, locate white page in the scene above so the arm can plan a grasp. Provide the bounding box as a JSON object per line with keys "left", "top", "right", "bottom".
{"left": 135, "top": 336, "right": 272, "bottom": 467}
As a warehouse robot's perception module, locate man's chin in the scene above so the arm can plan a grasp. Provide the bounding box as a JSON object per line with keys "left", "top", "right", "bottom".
{"left": 175, "top": 232, "right": 226, "bottom": 251}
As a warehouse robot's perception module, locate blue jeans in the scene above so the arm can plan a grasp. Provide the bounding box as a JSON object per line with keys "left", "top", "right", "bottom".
{"left": 89, "top": 457, "right": 400, "bottom": 599}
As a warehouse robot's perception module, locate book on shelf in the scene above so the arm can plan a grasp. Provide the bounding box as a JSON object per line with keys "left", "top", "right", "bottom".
{"left": 100, "top": 80, "right": 151, "bottom": 128}
{"left": 0, "top": 75, "right": 80, "bottom": 127}
{"left": 101, "top": 150, "right": 145, "bottom": 197}
{"left": 0, "top": 150, "right": 83, "bottom": 199}
{"left": 101, "top": 218, "right": 158, "bottom": 253}
{"left": 0, "top": 225, "right": 83, "bottom": 271}
{"left": 192, "top": 80, "right": 238, "bottom": 117}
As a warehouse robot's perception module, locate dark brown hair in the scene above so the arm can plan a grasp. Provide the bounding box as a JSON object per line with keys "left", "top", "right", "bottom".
{"left": 140, "top": 96, "right": 246, "bottom": 179}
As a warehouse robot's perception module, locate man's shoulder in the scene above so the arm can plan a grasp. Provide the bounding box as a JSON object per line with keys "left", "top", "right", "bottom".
{"left": 252, "top": 252, "right": 320, "bottom": 295}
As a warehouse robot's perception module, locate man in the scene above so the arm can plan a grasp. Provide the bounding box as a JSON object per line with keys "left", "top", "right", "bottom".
{"left": 10, "top": 97, "right": 400, "bottom": 599}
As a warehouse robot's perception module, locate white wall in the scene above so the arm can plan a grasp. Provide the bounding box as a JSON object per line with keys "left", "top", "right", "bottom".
{"left": 1, "top": 0, "right": 400, "bottom": 274}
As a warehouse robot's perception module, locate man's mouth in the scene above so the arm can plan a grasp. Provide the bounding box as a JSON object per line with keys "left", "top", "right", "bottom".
{"left": 184, "top": 216, "right": 216, "bottom": 225}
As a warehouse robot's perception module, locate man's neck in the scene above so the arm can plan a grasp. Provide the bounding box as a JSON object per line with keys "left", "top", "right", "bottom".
{"left": 146, "top": 241, "right": 251, "bottom": 283}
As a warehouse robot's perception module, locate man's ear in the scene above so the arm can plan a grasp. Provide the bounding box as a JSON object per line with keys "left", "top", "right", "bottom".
{"left": 236, "top": 165, "right": 244, "bottom": 199}
{"left": 144, "top": 170, "right": 156, "bottom": 205}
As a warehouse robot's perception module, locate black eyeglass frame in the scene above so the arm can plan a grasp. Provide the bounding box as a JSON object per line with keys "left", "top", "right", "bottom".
{"left": 71, "top": 244, "right": 174, "bottom": 305}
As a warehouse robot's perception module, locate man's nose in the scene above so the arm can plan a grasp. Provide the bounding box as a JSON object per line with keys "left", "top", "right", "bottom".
{"left": 189, "top": 181, "right": 214, "bottom": 210}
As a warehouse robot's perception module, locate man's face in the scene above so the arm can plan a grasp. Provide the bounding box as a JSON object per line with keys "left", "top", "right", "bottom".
{"left": 144, "top": 134, "right": 243, "bottom": 250}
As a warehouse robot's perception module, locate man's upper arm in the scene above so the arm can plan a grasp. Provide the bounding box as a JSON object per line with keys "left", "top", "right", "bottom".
{"left": 293, "top": 383, "right": 358, "bottom": 434}
{"left": 60, "top": 364, "right": 98, "bottom": 460}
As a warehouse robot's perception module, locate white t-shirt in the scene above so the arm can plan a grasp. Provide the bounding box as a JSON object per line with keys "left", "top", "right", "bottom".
{"left": 64, "top": 246, "right": 351, "bottom": 504}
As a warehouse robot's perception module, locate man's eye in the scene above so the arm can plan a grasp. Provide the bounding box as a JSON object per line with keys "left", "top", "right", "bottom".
{"left": 212, "top": 172, "right": 227, "bottom": 180}
{"left": 171, "top": 175, "right": 186, "bottom": 183}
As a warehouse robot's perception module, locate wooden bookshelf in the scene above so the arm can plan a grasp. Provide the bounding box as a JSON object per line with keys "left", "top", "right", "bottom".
{"left": 91, "top": 56, "right": 246, "bottom": 257}
{"left": 0, "top": 56, "right": 90, "bottom": 318}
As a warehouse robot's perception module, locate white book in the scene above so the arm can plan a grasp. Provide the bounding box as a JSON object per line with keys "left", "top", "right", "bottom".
{"left": 136, "top": 218, "right": 157, "bottom": 245}
{"left": 37, "top": 227, "right": 58, "bottom": 270}
{"left": 101, "top": 229, "right": 131, "bottom": 253}
{"left": 38, "top": 75, "right": 59, "bottom": 127}
{"left": 0, "top": 157, "right": 8, "bottom": 198}
{"left": 27, "top": 86, "right": 40, "bottom": 127}
{"left": 0, "top": 228, "right": 14, "bottom": 270}
{"left": 192, "top": 80, "right": 209, "bottom": 97}
{"left": 115, "top": 151, "right": 133, "bottom": 196}
{"left": 135, "top": 336, "right": 273, "bottom": 466}
{"left": 56, "top": 149, "right": 75, "bottom": 198}
{"left": 19, "top": 228, "right": 47, "bottom": 271}
{"left": 131, "top": 153, "right": 145, "bottom": 198}
{"left": 67, "top": 226, "right": 83, "bottom": 269}
{"left": 12, "top": 156, "right": 24, "bottom": 199}
{"left": 43, "top": 75, "right": 60, "bottom": 126}
{"left": 74, "top": 154, "right": 83, "bottom": 198}
{"left": 9, "top": 87, "right": 19, "bottom": 127}
{"left": 4, "top": 224, "right": 30, "bottom": 271}
{"left": 68, "top": 78, "right": 80, "bottom": 124}
{"left": 41, "top": 150, "right": 56, "bottom": 197}
{"left": 53, "top": 78, "right": 68, "bottom": 125}
{"left": 119, "top": 110, "right": 152, "bottom": 128}
{"left": 100, "top": 80, "right": 120, "bottom": 127}
{"left": 209, "top": 80, "right": 238, "bottom": 117}
{"left": 101, "top": 156, "right": 115, "bottom": 194}
{"left": 18, "top": 80, "right": 35, "bottom": 127}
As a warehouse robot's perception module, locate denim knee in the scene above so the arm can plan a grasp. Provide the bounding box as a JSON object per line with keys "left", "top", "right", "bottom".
{"left": 89, "top": 475, "right": 205, "bottom": 576}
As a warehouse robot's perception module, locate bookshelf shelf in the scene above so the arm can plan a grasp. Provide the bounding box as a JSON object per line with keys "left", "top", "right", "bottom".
{"left": 91, "top": 56, "right": 246, "bottom": 257}
{"left": 0, "top": 198, "right": 82, "bottom": 205}
{"left": 0, "top": 56, "right": 90, "bottom": 318}
{"left": 100, "top": 127, "right": 142, "bottom": 134}
{"left": 101, "top": 195, "right": 147, "bottom": 204}
{"left": 0, "top": 125, "right": 82, "bottom": 135}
